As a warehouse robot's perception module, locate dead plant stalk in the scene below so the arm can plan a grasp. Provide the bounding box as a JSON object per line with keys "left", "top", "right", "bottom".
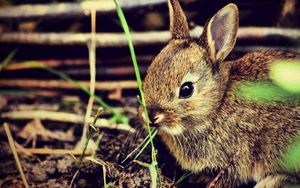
{"left": 80, "top": 9, "right": 97, "bottom": 144}
{"left": 3, "top": 123, "right": 30, "bottom": 188}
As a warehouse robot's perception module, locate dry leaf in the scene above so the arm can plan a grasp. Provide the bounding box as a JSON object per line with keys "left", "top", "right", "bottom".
{"left": 17, "top": 118, "right": 74, "bottom": 147}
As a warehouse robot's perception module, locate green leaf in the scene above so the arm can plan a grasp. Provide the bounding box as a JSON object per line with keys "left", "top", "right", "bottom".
{"left": 134, "top": 160, "right": 158, "bottom": 188}
{"left": 270, "top": 60, "right": 300, "bottom": 93}
{"left": 281, "top": 137, "right": 300, "bottom": 171}
{"left": 236, "top": 81, "right": 299, "bottom": 102}
{"left": 149, "top": 161, "right": 158, "bottom": 188}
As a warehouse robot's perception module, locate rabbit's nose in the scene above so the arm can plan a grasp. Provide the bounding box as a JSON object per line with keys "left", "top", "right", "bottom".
{"left": 148, "top": 108, "right": 164, "bottom": 124}
{"left": 150, "top": 113, "right": 164, "bottom": 124}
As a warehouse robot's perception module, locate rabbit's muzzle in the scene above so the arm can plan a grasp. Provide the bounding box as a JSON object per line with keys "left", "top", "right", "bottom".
{"left": 141, "top": 107, "right": 165, "bottom": 127}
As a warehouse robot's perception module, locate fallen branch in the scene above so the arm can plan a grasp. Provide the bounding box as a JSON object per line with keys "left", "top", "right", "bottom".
{"left": 16, "top": 146, "right": 92, "bottom": 156}
{"left": 4, "top": 56, "right": 154, "bottom": 71}
{"left": 3, "top": 123, "right": 30, "bottom": 188}
{"left": 1, "top": 110, "right": 135, "bottom": 133}
{"left": 0, "top": 31, "right": 169, "bottom": 46}
{"left": 0, "top": 0, "right": 166, "bottom": 20}
{"left": 234, "top": 45, "right": 300, "bottom": 54}
{"left": 4, "top": 63, "right": 148, "bottom": 78}
{"left": 6, "top": 103, "right": 137, "bottom": 116}
{"left": 0, "top": 79, "right": 137, "bottom": 90}
{"left": 0, "top": 89, "right": 61, "bottom": 98}
{"left": 0, "top": 27, "right": 299, "bottom": 46}
{"left": 4, "top": 61, "right": 148, "bottom": 77}
{"left": 4, "top": 59, "right": 87, "bottom": 71}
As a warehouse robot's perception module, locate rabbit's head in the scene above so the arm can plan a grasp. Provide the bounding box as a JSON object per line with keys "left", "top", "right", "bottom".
{"left": 142, "top": 0, "right": 239, "bottom": 135}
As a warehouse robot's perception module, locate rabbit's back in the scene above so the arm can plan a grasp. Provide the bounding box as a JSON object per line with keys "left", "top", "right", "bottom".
{"left": 213, "top": 50, "right": 300, "bottom": 184}
{"left": 223, "top": 50, "right": 298, "bottom": 81}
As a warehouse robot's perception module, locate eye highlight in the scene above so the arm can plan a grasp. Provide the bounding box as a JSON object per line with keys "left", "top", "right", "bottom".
{"left": 179, "top": 82, "right": 194, "bottom": 99}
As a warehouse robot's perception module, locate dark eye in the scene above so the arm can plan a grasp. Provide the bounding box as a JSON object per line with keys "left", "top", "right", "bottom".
{"left": 179, "top": 82, "right": 194, "bottom": 99}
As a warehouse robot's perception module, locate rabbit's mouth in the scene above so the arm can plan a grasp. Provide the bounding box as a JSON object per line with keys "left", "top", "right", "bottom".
{"left": 149, "top": 122, "right": 160, "bottom": 128}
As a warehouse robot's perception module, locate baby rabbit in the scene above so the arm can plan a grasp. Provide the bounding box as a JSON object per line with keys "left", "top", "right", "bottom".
{"left": 141, "top": 0, "right": 300, "bottom": 187}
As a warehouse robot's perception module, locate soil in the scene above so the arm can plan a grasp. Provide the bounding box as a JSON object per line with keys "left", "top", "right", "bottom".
{"left": 0, "top": 96, "right": 182, "bottom": 188}
{"left": 0, "top": 96, "right": 255, "bottom": 188}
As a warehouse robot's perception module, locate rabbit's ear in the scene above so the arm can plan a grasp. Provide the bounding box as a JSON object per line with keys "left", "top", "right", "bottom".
{"left": 168, "top": 0, "right": 190, "bottom": 39}
{"left": 200, "top": 4, "right": 238, "bottom": 63}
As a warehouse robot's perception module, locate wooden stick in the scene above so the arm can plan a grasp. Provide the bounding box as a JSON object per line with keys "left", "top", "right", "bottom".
{"left": 0, "top": 79, "right": 137, "bottom": 90}
{"left": 0, "top": 27, "right": 299, "bottom": 46}
{"left": 6, "top": 103, "right": 137, "bottom": 116}
{"left": 233, "top": 45, "right": 300, "bottom": 54}
{"left": 1, "top": 110, "right": 135, "bottom": 132}
{"left": 3, "top": 56, "right": 153, "bottom": 71}
{"left": 81, "top": 9, "right": 97, "bottom": 144}
{"left": 1, "top": 89, "right": 61, "bottom": 98}
{"left": 14, "top": 142, "right": 33, "bottom": 156}
{"left": 0, "top": 31, "right": 169, "bottom": 46}
{"left": 4, "top": 59, "right": 88, "bottom": 71}
{"left": 238, "top": 27, "right": 300, "bottom": 41}
{"left": 0, "top": 0, "right": 166, "bottom": 20}
{"left": 15, "top": 142, "right": 90, "bottom": 156}
{"left": 4, "top": 62, "right": 148, "bottom": 77}
{"left": 3, "top": 123, "right": 30, "bottom": 188}
{"left": 16, "top": 147, "right": 92, "bottom": 156}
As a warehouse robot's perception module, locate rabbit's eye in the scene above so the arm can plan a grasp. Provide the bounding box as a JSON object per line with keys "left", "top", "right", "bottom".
{"left": 179, "top": 82, "right": 194, "bottom": 99}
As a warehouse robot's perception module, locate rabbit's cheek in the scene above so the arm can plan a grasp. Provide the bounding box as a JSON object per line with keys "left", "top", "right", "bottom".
{"left": 138, "top": 106, "right": 146, "bottom": 126}
{"left": 160, "top": 124, "right": 185, "bottom": 135}
{"left": 180, "top": 101, "right": 197, "bottom": 111}
{"left": 158, "top": 110, "right": 186, "bottom": 135}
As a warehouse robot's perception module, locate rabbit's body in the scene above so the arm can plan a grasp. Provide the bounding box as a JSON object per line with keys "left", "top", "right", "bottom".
{"left": 142, "top": 0, "right": 300, "bottom": 187}
{"left": 158, "top": 50, "right": 299, "bottom": 187}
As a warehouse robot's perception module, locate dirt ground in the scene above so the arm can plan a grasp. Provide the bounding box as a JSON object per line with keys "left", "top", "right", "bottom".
{"left": 0, "top": 95, "right": 257, "bottom": 188}
{"left": 0, "top": 96, "right": 191, "bottom": 188}
{"left": 0, "top": 130, "right": 177, "bottom": 188}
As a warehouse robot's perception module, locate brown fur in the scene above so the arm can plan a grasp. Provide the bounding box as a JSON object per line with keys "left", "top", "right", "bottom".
{"left": 141, "top": 1, "right": 300, "bottom": 187}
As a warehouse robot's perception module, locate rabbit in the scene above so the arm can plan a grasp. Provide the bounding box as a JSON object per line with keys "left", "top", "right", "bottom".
{"left": 140, "top": 0, "right": 300, "bottom": 187}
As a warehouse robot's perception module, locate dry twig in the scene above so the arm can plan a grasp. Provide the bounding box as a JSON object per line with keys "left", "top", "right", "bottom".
{"left": 0, "top": 27, "right": 299, "bottom": 46}
{"left": 0, "top": 79, "right": 137, "bottom": 90}
{"left": 80, "top": 9, "right": 97, "bottom": 145}
{"left": 3, "top": 123, "right": 30, "bottom": 188}
{"left": 15, "top": 146, "right": 92, "bottom": 156}
{"left": 1, "top": 110, "right": 135, "bottom": 132}
{"left": 0, "top": 0, "right": 165, "bottom": 20}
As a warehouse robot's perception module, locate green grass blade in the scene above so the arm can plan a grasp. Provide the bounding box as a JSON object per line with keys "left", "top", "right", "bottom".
{"left": 134, "top": 160, "right": 158, "bottom": 188}
{"left": 15, "top": 61, "right": 128, "bottom": 124}
{"left": 113, "top": 0, "right": 159, "bottom": 186}
{"left": 134, "top": 129, "right": 158, "bottom": 160}
{"left": 121, "top": 130, "right": 153, "bottom": 163}
{"left": 149, "top": 161, "right": 158, "bottom": 188}
{"left": 0, "top": 48, "right": 18, "bottom": 71}
{"left": 113, "top": 0, "right": 149, "bottom": 128}
{"left": 176, "top": 172, "right": 193, "bottom": 184}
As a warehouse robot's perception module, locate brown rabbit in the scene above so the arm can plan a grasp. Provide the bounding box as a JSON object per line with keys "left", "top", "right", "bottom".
{"left": 141, "top": 0, "right": 300, "bottom": 187}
